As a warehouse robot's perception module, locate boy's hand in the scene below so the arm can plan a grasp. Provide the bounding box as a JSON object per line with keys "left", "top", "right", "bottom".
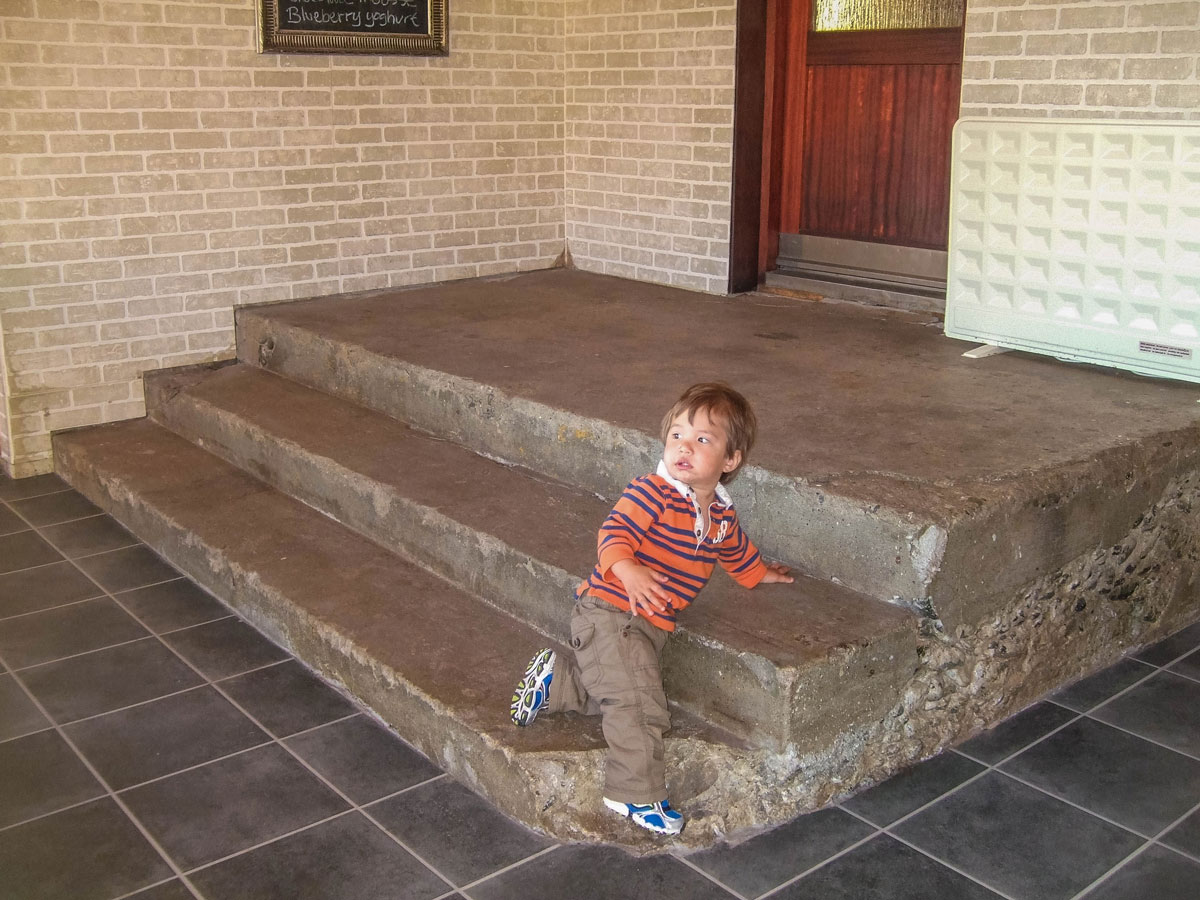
{"left": 759, "top": 561, "right": 794, "bottom": 584}
{"left": 611, "top": 559, "right": 673, "bottom": 618}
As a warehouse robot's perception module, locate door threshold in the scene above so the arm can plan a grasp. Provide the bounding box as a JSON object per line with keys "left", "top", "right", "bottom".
{"left": 770, "top": 234, "right": 947, "bottom": 314}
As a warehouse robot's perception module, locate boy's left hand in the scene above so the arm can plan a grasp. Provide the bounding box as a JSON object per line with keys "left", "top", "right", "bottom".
{"left": 760, "top": 562, "right": 794, "bottom": 584}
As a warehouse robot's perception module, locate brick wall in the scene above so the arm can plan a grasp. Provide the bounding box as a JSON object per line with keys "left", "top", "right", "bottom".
{"left": 962, "top": 0, "right": 1200, "bottom": 119}
{"left": 3, "top": 0, "right": 1196, "bottom": 476}
{"left": 563, "top": 0, "right": 737, "bottom": 294}
{"left": 0, "top": 0, "right": 565, "bottom": 476}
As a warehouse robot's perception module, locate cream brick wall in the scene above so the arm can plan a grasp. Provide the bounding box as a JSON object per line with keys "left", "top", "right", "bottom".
{"left": 963, "top": 0, "right": 1200, "bottom": 119}
{"left": 5, "top": 0, "right": 1191, "bottom": 476}
{"left": 0, "top": 0, "right": 566, "bottom": 475}
{"left": 562, "top": 0, "right": 737, "bottom": 294}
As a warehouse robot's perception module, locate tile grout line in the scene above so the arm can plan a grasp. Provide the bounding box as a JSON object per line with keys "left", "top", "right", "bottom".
{"left": 1078, "top": 706, "right": 1200, "bottom": 764}
{"left": 455, "top": 843, "right": 563, "bottom": 899}
{"left": 749, "top": 827, "right": 884, "bottom": 900}
{"left": 840, "top": 643, "right": 1200, "bottom": 899}
{"left": 880, "top": 827, "right": 1024, "bottom": 900}
{"left": 671, "top": 851, "right": 753, "bottom": 900}
{"left": 7, "top": 484, "right": 560, "bottom": 897}
{"left": 0, "top": 647, "right": 204, "bottom": 898}
{"left": 0, "top": 593, "right": 119, "bottom": 623}
{"left": 97, "top": 570, "right": 466, "bottom": 896}
{"left": 1064, "top": 795, "right": 1200, "bottom": 900}
{"left": 0, "top": 495, "right": 214, "bottom": 897}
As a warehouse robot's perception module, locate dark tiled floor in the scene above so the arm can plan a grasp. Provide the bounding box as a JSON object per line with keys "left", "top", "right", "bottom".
{"left": 2, "top": 474, "right": 1199, "bottom": 900}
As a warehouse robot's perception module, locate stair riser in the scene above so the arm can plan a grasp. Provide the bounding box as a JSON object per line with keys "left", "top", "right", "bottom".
{"left": 235, "top": 309, "right": 933, "bottom": 608}
{"left": 146, "top": 376, "right": 862, "bottom": 748}
{"left": 53, "top": 425, "right": 875, "bottom": 848}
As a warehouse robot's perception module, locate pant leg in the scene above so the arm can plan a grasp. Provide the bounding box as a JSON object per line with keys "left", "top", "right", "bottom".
{"left": 557, "top": 596, "right": 672, "bottom": 803}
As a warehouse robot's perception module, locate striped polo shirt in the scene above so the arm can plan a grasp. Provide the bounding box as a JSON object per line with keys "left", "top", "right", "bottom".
{"left": 578, "top": 463, "right": 768, "bottom": 631}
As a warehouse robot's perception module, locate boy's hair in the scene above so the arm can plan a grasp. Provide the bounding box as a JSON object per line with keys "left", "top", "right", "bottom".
{"left": 661, "top": 382, "right": 757, "bottom": 483}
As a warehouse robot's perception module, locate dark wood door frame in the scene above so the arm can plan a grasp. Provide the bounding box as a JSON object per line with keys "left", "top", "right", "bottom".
{"left": 728, "top": 0, "right": 769, "bottom": 294}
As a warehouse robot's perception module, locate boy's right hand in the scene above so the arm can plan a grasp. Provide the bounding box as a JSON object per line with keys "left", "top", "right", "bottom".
{"left": 610, "top": 560, "right": 673, "bottom": 618}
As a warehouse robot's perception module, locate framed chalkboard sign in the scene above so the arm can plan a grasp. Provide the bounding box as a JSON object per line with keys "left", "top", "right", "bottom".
{"left": 258, "top": 0, "right": 447, "bottom": 56}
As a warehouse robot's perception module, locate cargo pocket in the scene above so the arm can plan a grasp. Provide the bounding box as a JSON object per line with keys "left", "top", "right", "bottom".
{"left": 570, "top": 617, "right": 602, "bottom": 690}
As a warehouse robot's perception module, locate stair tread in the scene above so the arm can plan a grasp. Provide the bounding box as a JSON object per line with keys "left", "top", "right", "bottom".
{"left": 55, "top": 417, "right": 738, "bottom": 755}
{"left": 152, "top": 362, "right": 917, "bottom": 670}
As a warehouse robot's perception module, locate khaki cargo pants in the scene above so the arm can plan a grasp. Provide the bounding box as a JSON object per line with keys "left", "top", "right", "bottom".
{"left": 548, "top": 594, "right": 672, "bottom": 804}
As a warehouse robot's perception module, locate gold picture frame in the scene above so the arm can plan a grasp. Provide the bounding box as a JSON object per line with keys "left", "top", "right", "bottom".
{"left": 258, "top": 0, "right": 448, "bottom": 56}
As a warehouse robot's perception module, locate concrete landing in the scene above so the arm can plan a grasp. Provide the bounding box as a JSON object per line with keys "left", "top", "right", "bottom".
{"left": 236, "top": 268, "right": 1200, "bottom": 630}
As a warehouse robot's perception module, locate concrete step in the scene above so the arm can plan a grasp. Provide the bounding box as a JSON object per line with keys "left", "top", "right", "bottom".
{"left": 143, "top": 361, "right": 921, "bottom": 751}
{"left": 52, "top": 417, "right": 791, "bottom": 848}
{"left": 232, "top": 274, "right": 941, "bottom": 613}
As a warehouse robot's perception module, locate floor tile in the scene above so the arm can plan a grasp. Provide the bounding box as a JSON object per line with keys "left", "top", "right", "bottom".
{"left": 121, "top": 743, "right": 349, "bottom": 871}
{"left": 0, "top": 729, "right": 105, "bottom": 828}
{"left": 771, "top": 833, "right": 1003, "bottom": 900}
{"left": 65, "top": 686, "right": 269, "bottom": 791}
{"left": 687, "top": 806, "right": 875, "bottom": 898}
{"left": 189, "top": 811, "right": 450, "bottom": 900}
{"left": 369, "top": 777, "right": 553, "bottom": 886}
{"left": 469, "top": 843, "right": 736, "bottom": 900}
{"left": 0, "top": 798, "right": 174, "bottom": 900}
{"left": 0, "top": 560, "right": 103, "bottom": 618}
{"left": 117, "top": 579, "right": 231, "bottom": 633}
{"left": 74, "top": 544, "right": 179, "bottom": 593}
{"left": 0, "top": 504, "right": 29, "bottom": 536}
{"left": 11, "top": 491, "right": 100, "bottom": 527}
{"left": 0, "top": 597, "right": 149, "bottom": 670}
{"left": 20, "top": 638, "right": 204, "bottom": 724}
{"left": 1079, "top": 844, "right": 1200, "bottom": 900}
{"left": 1134, "top": 622, "right": 1200, "bottom": 667}
{"left": 894, "top": 771, "right": 1142, "bottom": 900}
{"left": 161, "top": 617, "right": 289, "bottom": 681}
{"left": 1091, "top": 671, "right": 1200, "bottom": 758}
{"left": 0, "top": 673, "right": 50, "bottom": 741}
{"left": 1160, "top": 807, "right": 1200, "bottom": 857}
{"left": 220, "top": 659, "right": 359, "bottom": 738}
{"left": 956, "top": 700, "right": 1077, "bottom": 764}
{"left": 0, "top": 473, "right": 70, "bottom": 502}
{"left": 42, "top": 515, "right": 138, "bottom": 558}
{"left": 1000, "top": 717, "right": 1200, "bottom": 836}
{"left": 1050, "top": 657, "right": 1156, "bottom": 713}
{"left": 285, "top": 714, "right": 442, "bottom": 805}
{"left": 840, "top": 751, "right": 984, "bottom": 827}
{"left": 0, "top": 531, "right": 63, "bottom": 575}
{"left": 1170, "top": 648, "right": 1200, "bottom": 682}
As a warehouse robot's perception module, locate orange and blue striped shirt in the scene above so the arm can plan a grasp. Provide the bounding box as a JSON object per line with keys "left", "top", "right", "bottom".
{"left": 578, "top": 464, "right": 768, "bottom": 631}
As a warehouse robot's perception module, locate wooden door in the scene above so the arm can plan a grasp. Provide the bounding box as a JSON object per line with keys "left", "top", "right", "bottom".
{"left": 772, "top": 2, "right": 964, "bottom": 253}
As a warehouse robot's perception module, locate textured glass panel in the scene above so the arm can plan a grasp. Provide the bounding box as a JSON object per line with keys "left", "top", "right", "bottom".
{"left": 813, "top": 0, "right": 965, "bottom": 32}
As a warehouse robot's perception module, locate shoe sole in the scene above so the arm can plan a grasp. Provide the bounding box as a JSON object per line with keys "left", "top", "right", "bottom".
{"left": 510, "top": 649, "right": 554, "bottom": 727}
{"left": 603, "top": 797, "right": 684, "bottom": 836}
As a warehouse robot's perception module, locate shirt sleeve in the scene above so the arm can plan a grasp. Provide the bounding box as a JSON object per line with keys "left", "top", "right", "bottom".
{"left": 717, "top": 511, "right": 768, "bottom": 588}
{"left": 596, "top": 477, "right": 664, "bottom": 576}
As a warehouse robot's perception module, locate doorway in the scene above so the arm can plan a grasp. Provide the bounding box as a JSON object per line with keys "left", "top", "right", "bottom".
{"left": 739, "top": 0, "right": 965, "bottom": 308}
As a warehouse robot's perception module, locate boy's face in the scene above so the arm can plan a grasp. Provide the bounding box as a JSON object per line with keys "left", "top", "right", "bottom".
{"left": 662, "top": 407, "right": 742, "bottom": 498}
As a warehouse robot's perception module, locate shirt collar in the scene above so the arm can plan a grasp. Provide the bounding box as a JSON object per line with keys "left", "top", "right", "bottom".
{"left": 655, "top": 460, "right": 734, "bottom": 508}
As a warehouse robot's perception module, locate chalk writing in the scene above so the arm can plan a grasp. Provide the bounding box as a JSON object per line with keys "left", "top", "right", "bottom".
{"left": 277, "top": 0, "right": 425, "bottom": 35}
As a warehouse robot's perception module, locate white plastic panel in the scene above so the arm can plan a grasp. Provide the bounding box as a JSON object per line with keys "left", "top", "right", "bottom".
{"left": 945, "top": 117, "right": 1200, "bottom": 384}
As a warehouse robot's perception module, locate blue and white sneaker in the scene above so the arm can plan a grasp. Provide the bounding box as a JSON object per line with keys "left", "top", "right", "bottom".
{"left": 603, "top": 797, "right": 685, "bottom": 835}
{"left": 510, "top": 649, "right": 555, "bottom": 726}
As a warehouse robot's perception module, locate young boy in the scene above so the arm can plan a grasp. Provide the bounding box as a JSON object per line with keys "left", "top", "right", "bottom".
{"left": 509, "top": 382, "right": 793, "bottom": 836}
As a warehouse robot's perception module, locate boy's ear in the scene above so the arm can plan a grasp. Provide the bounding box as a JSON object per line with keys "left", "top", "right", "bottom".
{"left": 722, "top": 449, "right": 743, "bottom": 473}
